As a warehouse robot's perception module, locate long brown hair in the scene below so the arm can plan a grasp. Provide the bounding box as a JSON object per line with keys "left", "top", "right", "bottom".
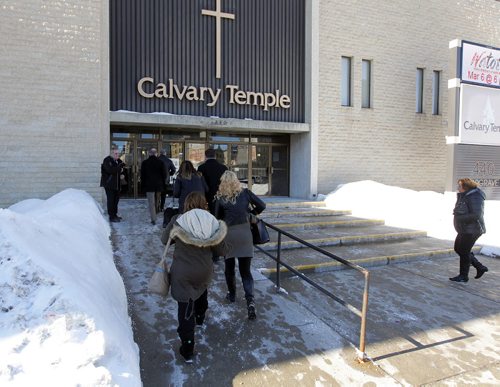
{"left": 178, "top": 160, "right": 200, "bottom": 180}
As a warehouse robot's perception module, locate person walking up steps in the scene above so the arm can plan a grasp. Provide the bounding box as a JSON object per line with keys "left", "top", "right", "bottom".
{"left": 214, "top": 171, "right": 266, "bottom": 320}
{"left": 161, "top": 192, "right": 228, "bottom": 363}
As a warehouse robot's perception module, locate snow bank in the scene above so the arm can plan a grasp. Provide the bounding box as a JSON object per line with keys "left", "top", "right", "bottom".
{"left": 0, "top": 189, "right": 140, "bottom": 386}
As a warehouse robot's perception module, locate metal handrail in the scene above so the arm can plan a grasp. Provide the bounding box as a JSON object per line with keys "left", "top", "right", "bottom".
{"left": 255, "top": 220, "right": 370, "bottom": 362}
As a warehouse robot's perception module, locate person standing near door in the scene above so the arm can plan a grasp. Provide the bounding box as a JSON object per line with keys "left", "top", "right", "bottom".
{"left": 100, "top": 147, "right": 125, "bottom": 223}
{"left": 159, "top": 149, "right": 177, "bottom": 211}
{"left": 198, "top": 148, "right": 228, "bottom": 214}
{"left": 141, "top": 148, "right": 167, "bottom": 225}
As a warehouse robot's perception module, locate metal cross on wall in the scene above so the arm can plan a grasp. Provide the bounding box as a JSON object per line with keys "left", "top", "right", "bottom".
{"left": 202, "top": 0, "right": 235, "bottom": 79}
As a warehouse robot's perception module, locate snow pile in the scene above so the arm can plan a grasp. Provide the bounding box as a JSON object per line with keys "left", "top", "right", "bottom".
{"left": 0, "top": 189, "right": 140, "bottom": 386}
{"left": 323, "top": 180, "right": 500, "bottom": 257}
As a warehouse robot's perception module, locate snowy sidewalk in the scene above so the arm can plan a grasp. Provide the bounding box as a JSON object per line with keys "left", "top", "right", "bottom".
{"left": 112, "top": 199, "right": 500, "bottom": 386}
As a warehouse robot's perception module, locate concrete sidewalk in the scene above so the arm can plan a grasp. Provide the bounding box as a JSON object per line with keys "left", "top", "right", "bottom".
{"left": 112, "top": 199, "right": 500, "bottom": 386}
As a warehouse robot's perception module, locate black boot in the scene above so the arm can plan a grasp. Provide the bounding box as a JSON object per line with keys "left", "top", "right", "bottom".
{"left": 449, "top": 275, "right": 468, "bottom": 283}
{"left": 247, "top": 299, "right": 256, "bottom": 320}
{"left": 475, "top": 266, "right": 488, "bottom": 279}
{"left": 195, "top": 314, "right": 205, "bottom": 326}
{"left": 179, "top": 339, "right": 194, "bottom": 363}
{"left": 225, "top": 292, "right": 235, "bottom": 303}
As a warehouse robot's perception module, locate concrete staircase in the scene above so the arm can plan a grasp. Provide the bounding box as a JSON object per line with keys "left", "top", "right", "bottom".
{"left": 254, "top": 199, "right": 479, "bottom": 275}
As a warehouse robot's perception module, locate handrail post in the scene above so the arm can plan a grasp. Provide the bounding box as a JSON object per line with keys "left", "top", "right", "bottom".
{"left": 358, "top": 271, "right": 370, "bottom": 362}
{"left": 276, "top": 231, "right": 282, "bottom": 290}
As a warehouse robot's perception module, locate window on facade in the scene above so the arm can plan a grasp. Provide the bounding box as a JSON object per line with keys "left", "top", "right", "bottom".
{"left": 416, "top": 68, "right": 424, "bottom": 113}
{"left": 361, "top": 60, "right": 372, "bottom": 108}
{"left": 341, "top": 56, "right": 352, "bottom": 106}
{"left": 432, "top": 70, "right": 440, "bottom": 115}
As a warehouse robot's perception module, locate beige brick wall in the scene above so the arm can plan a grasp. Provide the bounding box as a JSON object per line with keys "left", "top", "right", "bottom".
{"left": 0, "top": 1, "right": 109, "bottom": 208}
{"left": 317, "top": 0, "right": 500, "bottom": 195}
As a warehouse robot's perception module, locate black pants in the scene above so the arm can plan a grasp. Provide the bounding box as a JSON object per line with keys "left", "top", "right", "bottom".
{"left": 105, "top": 188, "right": 120, "bottom": 218}
{"left": 176, "top": 290, "right": 208, "bottom": 343}
{"left": 454, "top": 233, "right": 483, "bottom": 277}
{"left": 224, "top": 257, "right": 254, "bottom": 301}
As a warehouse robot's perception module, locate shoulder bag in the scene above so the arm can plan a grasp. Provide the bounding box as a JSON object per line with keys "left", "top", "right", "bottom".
{"left": 148, "top": 238, "right": 171, "bottom": 296}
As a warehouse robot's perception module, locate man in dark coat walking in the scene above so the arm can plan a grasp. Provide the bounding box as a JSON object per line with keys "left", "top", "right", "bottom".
{"left": 158, "top": 149, "right": 177, "bottom": 211}
{"left": 141, "top": 148, "right": 167, "bottom": 225}
{"left": 198, "top": 148, "right": 228, "bottom": 214}
{"left": 100, "top": 147, "right": 125, "bottom": 223}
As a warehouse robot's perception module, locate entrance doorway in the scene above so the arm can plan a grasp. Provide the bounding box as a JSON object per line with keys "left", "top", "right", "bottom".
{"left": 111, "top": 129, "right": 289, "bottom": 198}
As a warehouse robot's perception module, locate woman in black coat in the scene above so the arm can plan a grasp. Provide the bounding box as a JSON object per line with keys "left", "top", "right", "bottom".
{"left": 214, "top": 171, "right": 266, "bottom": 320}
{"left": 450, "top": 178, "right": 488, "bottom": 282}
{"left": 173, "top": 161, "right": 208, "bottom": 213}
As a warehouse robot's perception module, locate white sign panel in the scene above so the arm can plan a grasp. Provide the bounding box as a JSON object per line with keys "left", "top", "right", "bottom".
{"left": 461, "top": 41, "right": 500, "bottom": 88}
{"left": 459, "top": 84, "right": 500, "bottom": 146}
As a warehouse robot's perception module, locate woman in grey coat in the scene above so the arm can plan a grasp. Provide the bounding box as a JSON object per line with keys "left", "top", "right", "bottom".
{"left": 214, "top": 171, "right": 266, "bottom": 320}
{"left": 161, "top": 192, "right": 227, "bottom": 363}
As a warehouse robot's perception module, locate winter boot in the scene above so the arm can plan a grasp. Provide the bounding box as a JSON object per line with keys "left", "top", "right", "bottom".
{"left": 475, "top": 265, "right": 488, "bottom": 279}
{"left": 449, "top": 275, "right": 468, "bottom": 283}
{"left": 247, "top": 300, "right": 256, "bottom": 320}
{"left": 179, "top": 339, "right": 194, "bottom": 363}
{"left": 195, "top": 314, "right": 205, "bottom": 326}
{"left": 225, "top": 292, "right": 235, "bottom": 303}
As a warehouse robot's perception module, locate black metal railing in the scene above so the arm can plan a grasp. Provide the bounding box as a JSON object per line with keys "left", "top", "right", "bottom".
{"left": 255, "top": 220, "right": 370, "bottom": 362}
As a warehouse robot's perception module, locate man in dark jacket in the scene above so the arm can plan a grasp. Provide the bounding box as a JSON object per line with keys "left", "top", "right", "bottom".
{"left": 100, "top": 147, "right": 124, "bottom": 223}
{"left": 158, "top": 149, "right": 177, "bottom": 211}
{"left": 198, "top": 148, "right": 228, "bottom": 214}
{"left": 141, "top": 148, "right": 167, "bottom": 225}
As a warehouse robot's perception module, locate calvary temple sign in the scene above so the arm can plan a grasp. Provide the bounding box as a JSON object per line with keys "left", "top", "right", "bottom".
{"left": 110, "top": 0, "right": 305, "bottom": 123}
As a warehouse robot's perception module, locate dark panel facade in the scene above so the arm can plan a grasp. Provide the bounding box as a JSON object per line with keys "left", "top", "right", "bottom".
{"left": 453, "top": 144, "right": 500, "bottom": 199}
{"left": 110, "top": 0, "right": 305, "bottom": 123}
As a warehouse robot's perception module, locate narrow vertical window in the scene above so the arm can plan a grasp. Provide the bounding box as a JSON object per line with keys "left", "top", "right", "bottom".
{"left": 341, "top": 56, "right": 352, "bottom": 106}
{"left": 432, "top": 70, "right": 440, "bottom": 115}
{"left": 362, "top": 60, "right": 372, "bottom": 108}
{"left": 416, "top": 68, "right": 424, "bottom": 113}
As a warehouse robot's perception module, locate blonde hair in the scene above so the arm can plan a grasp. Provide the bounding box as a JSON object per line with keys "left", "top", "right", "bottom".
{"left": 215, "top": 171, "right": 242, "bottom": 204}
{"left": 458, "top": 178, "right": 479, "bottom": 190}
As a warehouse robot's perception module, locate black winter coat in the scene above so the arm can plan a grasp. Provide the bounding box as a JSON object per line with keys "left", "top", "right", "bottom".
{"left": 158, "top": 155, "right": 176, "bottom": 184}
{"left": 173, "top": 174, "right": 208, "bottom": 212}
{"left": 198, "top": 159, "right": 228, "bottom": 206}
{"left": 100, "top": 156, "right": 124, "bottom": 191}
{"left": 141, "top": 156, "right": 167, "bottom": 192}
{"left": 214, "top": 188, "right": 266, "bottom": 226}
{"left": 453, "top": 188, "right": 486, "bottom": 234}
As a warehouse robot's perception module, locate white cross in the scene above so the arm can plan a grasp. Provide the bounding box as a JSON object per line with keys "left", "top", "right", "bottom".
{"left": 202, "top": 0, "right": 235, "bottom": 79}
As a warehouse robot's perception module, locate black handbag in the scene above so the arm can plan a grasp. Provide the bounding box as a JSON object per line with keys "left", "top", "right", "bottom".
{"left": 163, "top": 197, "right": 179, "bottom": 228}
{"left": 250, "top": 218, "right": 270, "bottom": 245}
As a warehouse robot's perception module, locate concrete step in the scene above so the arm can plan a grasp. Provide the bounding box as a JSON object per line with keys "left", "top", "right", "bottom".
{"left": 263, "top": 201, "right": 327, "bottom": 208}
{"left": 261, "top": 224, "right": 427, "bottom": 250}
{"left": 254, "top": 237, "right": 481, "bottom": 274}
{"left": 261, "top": 208, "right": 351, "bottom": 218}
{"left": 265, "top": 215, "right": 385, "bottom": 230}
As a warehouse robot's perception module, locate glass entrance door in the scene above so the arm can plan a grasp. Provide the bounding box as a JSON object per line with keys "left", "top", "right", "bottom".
{"left": 271, "top": 145, "right": 289, "bottom": 196}
{"left": 251, "top": 145, "right": 270, "bottom": 195}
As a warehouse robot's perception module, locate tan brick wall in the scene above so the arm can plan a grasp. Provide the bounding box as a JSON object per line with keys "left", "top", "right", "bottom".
{"left": 317, "top": 0, "right": 500, "bottom": 194}
{"left": 0, "top": 1, "right": 109, "bottom": 208}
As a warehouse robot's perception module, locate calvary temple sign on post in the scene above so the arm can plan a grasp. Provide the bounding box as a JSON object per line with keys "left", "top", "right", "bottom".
{"left": 111, "top": 0, "right": 305, "bottom": 123}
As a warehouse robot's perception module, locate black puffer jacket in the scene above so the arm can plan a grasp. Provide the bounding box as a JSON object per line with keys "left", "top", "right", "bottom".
{"left": 453, "top": 188, "right": 486, "bottom": 234}
{"left": 214, "top": 188, "right": 266, "bottom": 226}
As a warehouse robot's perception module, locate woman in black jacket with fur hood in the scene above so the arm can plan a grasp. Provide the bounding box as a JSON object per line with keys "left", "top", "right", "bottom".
{"left": 161, "top": 192, "right": 228, "bottom": 363}
{"left": 450, "top": 178, "right": 488, "bottom": 282}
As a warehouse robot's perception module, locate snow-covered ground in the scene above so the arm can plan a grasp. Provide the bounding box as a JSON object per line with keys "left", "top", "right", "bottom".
{"left": 0, "top": 189, "right": 140, "bottom": 386}
{"left": 1, "top": 181, "right": 498, "bottom": 385}
{"left": 321, "top": 180, "right": 500, "bottom": 257}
